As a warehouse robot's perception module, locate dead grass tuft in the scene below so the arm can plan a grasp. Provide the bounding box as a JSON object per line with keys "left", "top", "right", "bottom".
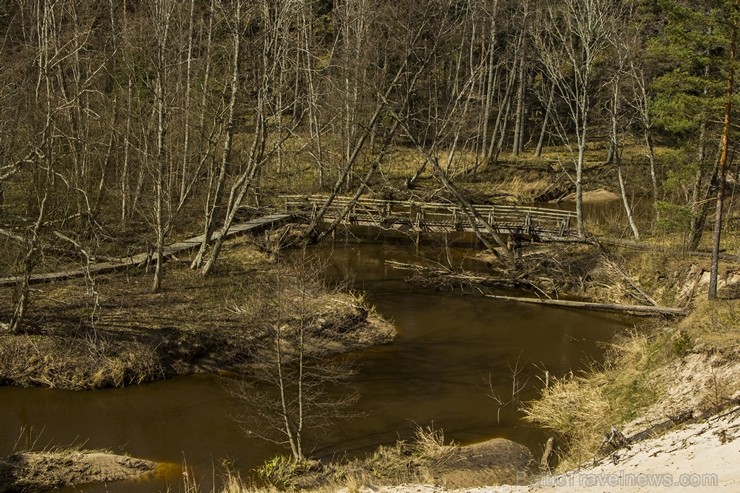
{"left": 524, "top": 374, "right": 612, "bottom": 469}
{"left": 0, "top": 333, "right": 163, "bottom": 390}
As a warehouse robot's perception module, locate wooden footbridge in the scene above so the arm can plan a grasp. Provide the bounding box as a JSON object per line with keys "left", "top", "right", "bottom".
{"left": 282, "top": 195, "right": 579, "bottom": 242}
{"left": 0, "top": 213, "right": 291, "bottom": 286}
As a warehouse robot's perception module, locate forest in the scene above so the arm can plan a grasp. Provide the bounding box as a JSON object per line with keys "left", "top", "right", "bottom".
{"left": 1, "top": 0, "right": 738, "bottom": 304}
{"left": 0, "top": 1, "right": 739, "bottom": 491}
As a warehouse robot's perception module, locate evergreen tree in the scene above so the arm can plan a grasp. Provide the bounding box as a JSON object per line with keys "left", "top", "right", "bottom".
{"left": 648, "top": 0, "right": 737, "bottom": 249}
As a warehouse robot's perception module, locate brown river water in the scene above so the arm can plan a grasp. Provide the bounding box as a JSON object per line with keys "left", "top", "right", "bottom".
{"left": 0, "top": 240, "right": 634, "bottom": 492}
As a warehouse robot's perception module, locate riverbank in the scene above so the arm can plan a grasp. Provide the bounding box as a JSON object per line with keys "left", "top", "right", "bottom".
{"left": 0, "top": 239, "right": 395, "bottom": 390}
{"left": 212, "top": 298, "right": 738, "bottom": 493}
{"left": 0, "top": 450, "right": 156, "bottom": 492}
{"left": 382, "top": 299, "right": 738, "bottom": 492}
{"left": 363, "top": 403, "right": 739, "bottom": 493}
{"left": 523, "top": 299, "right": 739, "bottom": 468}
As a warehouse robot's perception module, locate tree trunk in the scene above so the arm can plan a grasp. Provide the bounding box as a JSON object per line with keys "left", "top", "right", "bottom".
{"left": 512, "top": 3, "right": 529, "bottom": 156}
{"left": 192, "top": 0, "right": 238, "bottom": 271}
{"left": 709, "top": 0, "right": 739, "bottom": 300}
{"left": 178, "top": 0, "right": 196, "bottom": 206}
{"left": 9, "top": 195, "right": 47, "bottom": 333}
{"left": 151, "top": 0, "right": 173, "bottom": 293}
{"left": 535, "top": 82, "right": 555, "bottom": 158}
{"left": 576, "top": 141, "right": 585, "bottom": 238}
{"left": 688, "top": 63, "right": 712, "bottom": 251}
{"left": 687, "top": 162, "right": 718, "bottom": 251}
{"left": 512, "top": 56, "right": 526, "bottom": 155}
{"left": 303, "top": 4, "right": 325, "bottom": 188}
{"left": 477, "top": 0, "right": 499, "bottom": 176}
{"left": 610, "top": 75, "right": 639, "bottom": 239}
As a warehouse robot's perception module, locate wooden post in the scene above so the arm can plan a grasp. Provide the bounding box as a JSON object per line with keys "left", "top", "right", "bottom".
{"left": 540, "top": 437, "right": 555, "bottom": 472}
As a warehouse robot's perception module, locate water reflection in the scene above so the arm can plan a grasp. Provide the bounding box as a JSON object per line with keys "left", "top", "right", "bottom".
{"left": 0, "top": 241, "right": 633, "bottom": 492}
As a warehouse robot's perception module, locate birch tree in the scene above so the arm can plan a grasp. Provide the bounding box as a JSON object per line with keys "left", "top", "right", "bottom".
{"left": 608, "top": 9, "right": 641, "bottom": 240}
{"left": 534, "top": 0, "right": 619, "bottom": 238}
{"left": 150, "top": 0, "right": 176, "bottom": 293}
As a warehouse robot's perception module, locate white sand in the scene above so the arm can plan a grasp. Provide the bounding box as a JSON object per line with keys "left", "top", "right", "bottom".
{"left": 369, "top": 405, "right": 739, "bottom": 493}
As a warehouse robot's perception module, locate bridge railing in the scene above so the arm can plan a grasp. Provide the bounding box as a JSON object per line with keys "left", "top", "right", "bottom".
{"left": 280, "top": 194, "right": 578, "bottom": 238}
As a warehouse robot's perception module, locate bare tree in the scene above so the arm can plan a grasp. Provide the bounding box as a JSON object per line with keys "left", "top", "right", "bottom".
{"left": 534, "top": 82, "right": 555, "bottom": 158}
{"left": 534, "top": 0, "right": 619, "bottom": 238}
{"left": 476, "top": 0, "right": 500, "bottom": 174}
{"left": 227, "top": 254, "right": 359, "bottom": 461}
{"left": 607, "top": 72, "right": 640, "bottom": 240}
{"left": 150, "top": 0, "right": 176, "bottom": 293}
{"left": 199, "top": 0, "right": 300, "bottom": 275}
{"left": 191, "top": 0, "right": 240, "bottom": 271}
{"left": 628, "top": 60, "right": 660, "bottom": 217}
{"left": 607, "top": 14, "right": 640, "bottom": 240}
{"left": 299, "top": 0, "right": 328, "bottom": 188}
{"left": 9, "top": 195, "right": 47, "bottom": 333}
{"left": 511, "top": 0, "right": 531, "bottom": 157}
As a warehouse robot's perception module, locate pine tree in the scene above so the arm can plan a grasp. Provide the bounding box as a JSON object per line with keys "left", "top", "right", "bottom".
{"left": 648, "top": 0, "right": 736, "bottom": 249}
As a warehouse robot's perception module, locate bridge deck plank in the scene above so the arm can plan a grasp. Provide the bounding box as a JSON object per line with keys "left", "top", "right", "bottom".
{"left": 0, "top": 214, "right": 292, "bottom": 287}
{"left": 284, "top": 194, "right": 579, "bottom": 241}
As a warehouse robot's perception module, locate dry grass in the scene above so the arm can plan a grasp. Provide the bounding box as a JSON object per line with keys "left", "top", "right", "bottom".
{"left": 0, "top": 332, "right": 163, "bottom": 389}
{"left": 215, "top": 425, "right": 455, "bottom": 493}
{"left": 523, "top": 374, "right": 613, "bottom": 469}
{"left": 0, "top": 241, "right": 392, "bottom": 390}
{"left": 461, "top": 174, "right": 553, "bottom": 203}
{"left": 523, "top": 299, "right": 740, "bottom": 471}
{"left": 354, "top": 424, "right": 454, "bottom": 485}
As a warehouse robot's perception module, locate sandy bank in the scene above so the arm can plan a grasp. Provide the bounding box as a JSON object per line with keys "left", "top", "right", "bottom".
{"left": 0, "top": 450, "right": 156, "bottom": 492}
{"left": 365, "top": 405, "right": 739, "bottom": 493}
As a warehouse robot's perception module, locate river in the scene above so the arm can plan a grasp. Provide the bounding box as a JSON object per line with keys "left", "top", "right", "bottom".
{"left": 0, "top": 241, "right": 633, "bottom": 492}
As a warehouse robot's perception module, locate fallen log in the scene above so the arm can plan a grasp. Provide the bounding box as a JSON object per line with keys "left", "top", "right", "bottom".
{"left": 601, "top": 257, "right": 659, "bottom": 306}
{"left": 483, "top": 294, "right": 685, "bottom": 316}
{"left": 385, "top": 260, "right": 523, "bottom": 287}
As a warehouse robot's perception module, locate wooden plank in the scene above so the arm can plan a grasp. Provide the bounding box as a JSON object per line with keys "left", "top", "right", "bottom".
{"left": 282, "top": 194, "right": 580, "bottom": 239}
{"left": 0, "top": 214, "right": 292, "bottom": 286}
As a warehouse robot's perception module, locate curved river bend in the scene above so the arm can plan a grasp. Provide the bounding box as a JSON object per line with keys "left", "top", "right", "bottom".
{"left": 0, "top": 242, "right": 633, "bottom": 492}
